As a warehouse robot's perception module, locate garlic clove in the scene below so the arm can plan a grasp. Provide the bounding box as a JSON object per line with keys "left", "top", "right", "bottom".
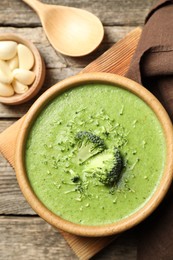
{"left": 13, "top": 68, "right": 35, "bottom": 85}
{"left": 0, "top": 41, "right": 17, "bottom": 60}
{"left": 0, "top": 60, "right": 13, "bottom": 84}
{"left": 7, "top": 55, "right": 19, "bottom": 71}
{"left": 12, "top": 79, "right": 29, "bottom": 94}
{"left": 0, "top": 82, "right": 14, "bottom": 97}
{"left": 18, "top": 44, "right": 34, "bottom": 70}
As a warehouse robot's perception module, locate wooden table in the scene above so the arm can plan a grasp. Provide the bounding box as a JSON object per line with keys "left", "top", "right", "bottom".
{"left": 0, "top": 0, "right": 157, "bottom": 259}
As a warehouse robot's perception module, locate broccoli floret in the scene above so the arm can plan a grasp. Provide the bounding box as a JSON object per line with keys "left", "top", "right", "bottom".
{"left": 75, "top": 131, "right": 106, "bottom": 164}
{"left": 84, "top": 147, "right": 123, "bottom": 186}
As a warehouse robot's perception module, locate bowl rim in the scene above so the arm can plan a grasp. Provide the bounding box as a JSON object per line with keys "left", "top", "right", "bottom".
{"left": 0, "top": 33, "right": 45, "bottom": 105}
{"left": 15, "top": 72, "right": 173, "bottom": 237}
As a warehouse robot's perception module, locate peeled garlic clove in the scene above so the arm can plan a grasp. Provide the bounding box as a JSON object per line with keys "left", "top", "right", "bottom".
{"left": 18, "top": 44, "right": 34, "bottom": 70}
{"left": 7, "top": 55, "right": 19, "bottom": 71}
{"left": 12, "top": 80, "right": 29, "bottom": 94}
{"left": 0, "top": 82, "right": 14, "bottom": 97}
{"left": 0, "top": 60, "right": 13, "bottom": 84}
{"left": 13, "top": 68, "right": 35, "bottom": 85}
{"left": 0, "top": 41, "right": 17, "bottom": 60}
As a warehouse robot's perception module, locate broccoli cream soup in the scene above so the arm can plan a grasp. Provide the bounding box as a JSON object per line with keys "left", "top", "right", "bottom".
{"left": 25, "top": 84, "right": 166, "bottom": 225}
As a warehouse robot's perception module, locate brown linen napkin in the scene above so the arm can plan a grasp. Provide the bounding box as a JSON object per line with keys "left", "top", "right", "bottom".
{"left": 126, "top": 1, "right": 173, "bottom": 259}
{"left": 126, "top": 0, "right": 173, "bottom": 120}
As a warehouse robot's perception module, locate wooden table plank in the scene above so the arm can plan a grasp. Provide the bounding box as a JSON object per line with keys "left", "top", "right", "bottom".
{"left": 0, "top": 155, "right": 35, "bottom": 215}
{"left": 0, "top": 26, "right": 136, "bottom": 69}
{"left": 0, "top": 216, "right": 137, "bottom": 260}
{"left": 0, "top": 0, "right": 157, "bottom": 27}
{"left": 0, "top": 216, "right": 78, "bottom": 260}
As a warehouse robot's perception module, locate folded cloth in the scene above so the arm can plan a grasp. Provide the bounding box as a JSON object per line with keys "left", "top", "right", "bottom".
{"left": 126, "top": 0, "right": 173, "bottom": 120}
{"left": 126, "top": 0, "right": 173, "bottom": 259}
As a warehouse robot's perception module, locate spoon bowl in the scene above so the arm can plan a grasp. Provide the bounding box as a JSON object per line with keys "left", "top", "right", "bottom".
{"left": 22, "top": 0, "right": 104, "bottom": 57}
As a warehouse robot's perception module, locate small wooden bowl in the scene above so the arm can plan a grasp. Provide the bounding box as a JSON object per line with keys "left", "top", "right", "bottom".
{"left": 0, "top": 34, "right": 45, "bottom": 105}
{"left": 15, "top": 73, "right": 173, "bottom": 237}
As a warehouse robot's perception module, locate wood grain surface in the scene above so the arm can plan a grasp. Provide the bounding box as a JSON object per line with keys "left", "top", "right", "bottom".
{"left": 0, "top": 0, "right": 157, "bottom": 259}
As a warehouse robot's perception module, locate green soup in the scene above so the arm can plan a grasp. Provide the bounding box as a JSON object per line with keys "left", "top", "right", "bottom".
{"left": 25, "top": 84, "right": 166, "bottom": 225}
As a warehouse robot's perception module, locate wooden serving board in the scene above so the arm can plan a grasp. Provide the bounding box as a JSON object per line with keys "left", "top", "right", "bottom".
{"left": 0, "top": 27, "right": 141, "bottom": 260}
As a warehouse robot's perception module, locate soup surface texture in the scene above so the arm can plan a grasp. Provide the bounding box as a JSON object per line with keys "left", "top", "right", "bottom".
{"left": 25, "top": 84, "right": 166, "bottom": 225}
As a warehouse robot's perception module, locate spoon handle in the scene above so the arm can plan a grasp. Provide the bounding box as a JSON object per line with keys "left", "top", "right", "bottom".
{"left": 22, "top": 0, "right": 44, "bottom": 13}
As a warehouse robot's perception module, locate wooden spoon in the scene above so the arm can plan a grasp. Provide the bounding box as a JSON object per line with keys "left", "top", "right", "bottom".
{"left": 22, "top": 0, "right": 104, "bottom": 57}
